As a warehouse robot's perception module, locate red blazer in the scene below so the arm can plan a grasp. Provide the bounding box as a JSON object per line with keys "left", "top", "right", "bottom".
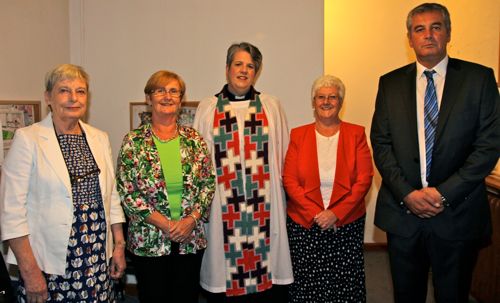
{"left": 283, "top": 122, "right": 373, "bottom": 228}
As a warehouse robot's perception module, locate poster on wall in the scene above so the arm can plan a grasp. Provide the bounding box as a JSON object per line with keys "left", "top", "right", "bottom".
{"left": 129, "top": 101, "right": 199, "bottom": 130}
{"left": 0, "top": 101, "right": 41, "bottom": 279}
{"left": 0, "top": 101, "right": 41, "bottom": 157}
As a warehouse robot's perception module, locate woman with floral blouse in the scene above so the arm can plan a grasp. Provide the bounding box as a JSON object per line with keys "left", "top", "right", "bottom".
{"left": 116, "top": 70, "right": 215, "bottom": 303}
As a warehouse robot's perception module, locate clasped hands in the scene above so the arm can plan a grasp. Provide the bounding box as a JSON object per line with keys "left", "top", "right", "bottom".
{"left": 165, "top": 216, "right": 196, "bottom": 243}
{"left": 314, "top": 209, "right": 338, "bottom": 231}
{"left": 403, "top": 187, "right": 444, "bottom": 219}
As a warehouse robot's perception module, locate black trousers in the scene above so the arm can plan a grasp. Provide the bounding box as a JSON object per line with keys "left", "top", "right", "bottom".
{"left": 0, "top": 254, "right": 14, "bottom": 303}
{"left": 131, "top": 242, "right": 204, "bottom": 303}
{"left": 387, "top": 228, "right": 480, "bottom": 303}
{"left": 202, "top": 284, "right": 288, "bottom": 303}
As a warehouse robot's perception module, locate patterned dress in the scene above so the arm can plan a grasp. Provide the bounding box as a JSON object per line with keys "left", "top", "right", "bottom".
{"left": 18, "top": 134, "right": 113, "bottom": 302}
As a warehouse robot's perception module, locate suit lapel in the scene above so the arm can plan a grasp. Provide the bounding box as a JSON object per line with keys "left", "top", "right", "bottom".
{"left": 404, "top": 64, "right": 419, "bottom": 149}
{"left": 302, "top": 124, "right": 324, "bottom": 208}
{"left": 435, "top": 58, "right": 462, "bottom": 142}
{"left": 329, "top": 123, "right": 351, "bottom": 205}
{"left": 38, "top": 114, "right": 72, "bottom": 196}
{"left": 141, "top": 124, "right": 165, "bottom": 193}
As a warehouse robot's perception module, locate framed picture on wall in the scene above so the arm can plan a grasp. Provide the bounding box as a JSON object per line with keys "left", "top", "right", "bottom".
{"left": 0, "top": 100, "right": 41, "bottom": 157}
{"left": 129, "top": 102, "right": 150, "bottom": 130}
{"left": 129, "top": 101, "right": 199, "bottom": 130}
{"left": 178, "top": 101, "right": 199, "bottom": 127}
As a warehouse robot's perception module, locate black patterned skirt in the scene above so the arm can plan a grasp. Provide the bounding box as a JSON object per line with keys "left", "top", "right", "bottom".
{"left": 287, "top": 216, "right": 366, "bottom": 303}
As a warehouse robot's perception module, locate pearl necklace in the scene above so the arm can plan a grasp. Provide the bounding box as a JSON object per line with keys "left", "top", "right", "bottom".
{"left": 151, "top": 126, "right": 179, "bottom": 143}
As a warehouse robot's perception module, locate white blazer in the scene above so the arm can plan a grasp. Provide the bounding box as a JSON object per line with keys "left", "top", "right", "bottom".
{"left": 0, "top": 114, "right": 125, "bottom": 275}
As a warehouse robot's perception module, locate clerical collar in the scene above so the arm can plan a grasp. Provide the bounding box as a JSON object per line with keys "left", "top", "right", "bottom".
{"left": 215, "top": 84, "right": 260, "bottom": 101}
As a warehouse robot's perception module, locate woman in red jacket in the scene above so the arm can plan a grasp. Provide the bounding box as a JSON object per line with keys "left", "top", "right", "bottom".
{"left": 283, "top": 75, "right": 373, "bottom": 302}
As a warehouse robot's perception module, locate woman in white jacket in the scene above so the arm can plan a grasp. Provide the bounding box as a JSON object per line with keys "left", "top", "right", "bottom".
{"left": 0, "top": 64, "right": 126, "bottom": 303}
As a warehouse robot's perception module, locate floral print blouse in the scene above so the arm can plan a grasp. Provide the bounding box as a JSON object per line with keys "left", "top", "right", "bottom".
{"left": 116, "top": 123, "right": 215, "bottom": 256}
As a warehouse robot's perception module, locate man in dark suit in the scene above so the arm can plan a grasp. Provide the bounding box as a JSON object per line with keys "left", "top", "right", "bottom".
{"left": 370, "top": 3, "right": 499, "bottom": 303}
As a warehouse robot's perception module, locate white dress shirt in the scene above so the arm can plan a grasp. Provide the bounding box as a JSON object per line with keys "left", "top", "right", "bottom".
{"left": 416, "top": 56, "right": 448, "bottom": 187}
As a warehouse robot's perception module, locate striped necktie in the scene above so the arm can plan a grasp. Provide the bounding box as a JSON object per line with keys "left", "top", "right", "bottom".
{"left": 423, "top": 70, "right": 438, "bottom": 180}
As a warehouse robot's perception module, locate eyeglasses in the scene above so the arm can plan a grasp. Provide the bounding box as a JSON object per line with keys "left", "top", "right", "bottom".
{"left": 70, "top": 168, "right": 101, "bottom": 185}
{"left": 150, "top": 88, "right": 181, "bottom": 98}
{"left": 315, "top": 95, "right": 339, "bottom": 102}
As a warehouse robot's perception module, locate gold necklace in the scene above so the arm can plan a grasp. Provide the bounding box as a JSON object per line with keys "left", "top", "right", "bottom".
{"left": 151, "top": 126, "right": 179, "bottom": 143}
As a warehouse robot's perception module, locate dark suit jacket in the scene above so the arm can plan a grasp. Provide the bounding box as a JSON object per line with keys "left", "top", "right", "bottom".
{"left": 370, "top": 58, "right": 499, "bottom": 241}
{"left": 284, "top": 122, "right": 373, "bottom": 228}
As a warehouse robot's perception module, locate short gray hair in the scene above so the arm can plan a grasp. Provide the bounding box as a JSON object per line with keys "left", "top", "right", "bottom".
{"left": 406, "top": 3, "right": 451, "bottom": 34}
{"left": 226, "top": 42, "right": 263, "bottom": 73}
{"left": 45, "top": 64, "right": 89, "bottom": 92}
{"left": 311, "top": 75, "right": 345, "bottom": 104}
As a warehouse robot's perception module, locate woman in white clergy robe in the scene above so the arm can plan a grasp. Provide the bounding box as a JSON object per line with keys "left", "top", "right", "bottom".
{"left": 193, "top": 42, "right": 293, "bottom": 303}
{"left": 0, "top": 64, "right": 126, "bottom": 303}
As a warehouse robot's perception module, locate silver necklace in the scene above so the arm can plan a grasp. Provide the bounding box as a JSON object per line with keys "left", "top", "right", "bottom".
{"left": 151, "top": 126, "right": 179, "bottom": 143}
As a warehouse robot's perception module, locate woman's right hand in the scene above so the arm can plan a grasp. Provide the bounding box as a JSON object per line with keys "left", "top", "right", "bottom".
{"left": 314, "top": 209, "right": 338, "bottom": 231}
{"left": 22, "top": 268, "right": 48, "bottom": 303}
{"left": 8, "top": 236, "right": 49, "bottom": 303}
{"left": 169, "top": 218, "right": 196, "bottom": 243}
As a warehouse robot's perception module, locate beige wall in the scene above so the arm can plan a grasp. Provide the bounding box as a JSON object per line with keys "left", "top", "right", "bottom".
{"left": 70, "top": 0, "right": 324, "bottom": 155}
{"left": 325, "top": 0, "right": 500, "bottom": 242}
{"left": 1, "top": 1, "right": 497, "bottom": 246}
{"left": 0, "top": 0, "right": 69, "bottom": 112}
{"left": 0, "top": 0, "right": 70, "bottom": 267}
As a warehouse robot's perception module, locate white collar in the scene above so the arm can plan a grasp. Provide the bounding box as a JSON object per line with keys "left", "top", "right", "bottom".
{"left": 416, "top": 56, "right": 448, "bottom": 79}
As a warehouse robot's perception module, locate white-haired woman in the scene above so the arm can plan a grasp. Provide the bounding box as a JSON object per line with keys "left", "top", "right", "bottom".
{"left": 283, "top": 75, "right": 373, "bottom": 302}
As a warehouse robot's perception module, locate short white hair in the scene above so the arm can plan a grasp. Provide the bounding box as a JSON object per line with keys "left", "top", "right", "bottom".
{"left": 311, "top": 75, "right": 345, "bottom": 104}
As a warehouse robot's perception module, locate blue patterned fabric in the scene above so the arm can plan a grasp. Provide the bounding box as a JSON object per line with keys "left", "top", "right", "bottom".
{"left": 18, "top": 134, "right": 113, "bottom": 302}
{"left": 423, "top": 70, "right": 439, "bottom": 180}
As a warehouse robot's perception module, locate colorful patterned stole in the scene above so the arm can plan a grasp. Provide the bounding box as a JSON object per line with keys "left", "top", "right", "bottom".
{"left": 213, "top": 93, "right": 272, "bottom": 296}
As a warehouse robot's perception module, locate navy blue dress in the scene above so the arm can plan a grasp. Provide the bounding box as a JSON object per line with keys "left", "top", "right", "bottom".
{"left": 18, "top": 134, "right": 113, "bottom": 302}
